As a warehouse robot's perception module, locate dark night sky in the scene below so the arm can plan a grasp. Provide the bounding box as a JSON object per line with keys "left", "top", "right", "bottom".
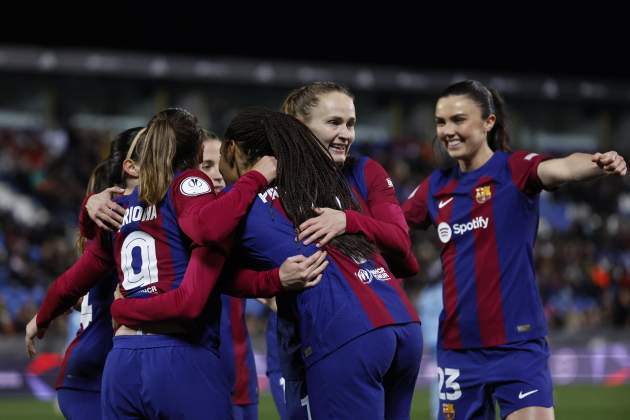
{"left": 2, "top": 4, "right": 625, "bottom": 80}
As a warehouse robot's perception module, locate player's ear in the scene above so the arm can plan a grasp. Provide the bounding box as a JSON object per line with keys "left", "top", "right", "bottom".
{"left": 221, "top": 139, "right": 236, "bottom": 166}
{"left": 122, "top": 158, "right": 139, "bottom": 177}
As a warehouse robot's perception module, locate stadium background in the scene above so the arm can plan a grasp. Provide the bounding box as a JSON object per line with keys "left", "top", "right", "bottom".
{"left": 0, "top": 7, "right": 629, "bottom": 419}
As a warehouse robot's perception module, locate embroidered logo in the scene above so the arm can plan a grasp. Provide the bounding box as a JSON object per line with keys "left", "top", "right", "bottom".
{"left": 475, "top": 185, "right": 492, "bottom": 204}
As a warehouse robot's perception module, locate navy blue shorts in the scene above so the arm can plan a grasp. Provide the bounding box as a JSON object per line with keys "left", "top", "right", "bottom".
{"left": 232, "top": 402, "right": 258, "bottom": 420}
{"left": 436, "top": 337, "right": 554, "bottom": 420}
{"left": 58, "top": 388, "right": 101, "bottom": 420}
{"left": 101, "top": 335, "right": 231, "bottom": 420}
{"left": 306, "top": 322, "right": 422, "bottom": 420}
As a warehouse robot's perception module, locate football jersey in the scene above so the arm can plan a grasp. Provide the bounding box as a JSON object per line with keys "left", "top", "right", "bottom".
{"left": 402, "top": 150, "right": 550, "bottom": 349}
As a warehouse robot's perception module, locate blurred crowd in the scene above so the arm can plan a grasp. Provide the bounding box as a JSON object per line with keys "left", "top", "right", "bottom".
{"left": 1, "top": 126, "right": 629, "bottom": 337}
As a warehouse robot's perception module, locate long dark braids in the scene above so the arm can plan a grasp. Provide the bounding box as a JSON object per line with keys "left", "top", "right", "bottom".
{"left": 225, "top": 108, "right": 375, "bottom": 261}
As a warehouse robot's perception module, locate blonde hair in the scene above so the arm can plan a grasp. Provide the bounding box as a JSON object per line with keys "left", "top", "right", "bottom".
{"left": 281, "top": 81, "right": 353, "bottom": 120}
{"left": 138, "top": 108, "right": 202, "bottom": 205}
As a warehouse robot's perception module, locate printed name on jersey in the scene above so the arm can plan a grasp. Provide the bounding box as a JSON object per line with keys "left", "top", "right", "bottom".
{"left": 258, "top": 187, "right": 279, "bottom": 203}
{"left": 179, "top": 176, "right": 212, "bottom": 196}
{"left": 355, "top": 266, "right": 391, "bottom": 284}
{"left": 437, "top": 216, "right": 489, "bottom": 243}
{"left": 121, "top": 205, "right": 157, "bottom": 228}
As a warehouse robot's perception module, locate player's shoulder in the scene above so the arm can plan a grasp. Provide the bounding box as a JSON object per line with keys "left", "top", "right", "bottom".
{"left": 172, "top": 169, "right": 214, "bottom": 197}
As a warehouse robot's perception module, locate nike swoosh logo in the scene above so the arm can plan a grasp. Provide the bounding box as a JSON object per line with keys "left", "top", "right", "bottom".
{"left": 518, "top": 389, "right": 539, "bottom": 399}
{"left": 438, "top": 197, "right": 454, "bottom": 209}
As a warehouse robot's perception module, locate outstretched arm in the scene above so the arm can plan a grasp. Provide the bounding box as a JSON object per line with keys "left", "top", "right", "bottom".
{"left": 538, "top": 151, "right": 627, "bottom": 189}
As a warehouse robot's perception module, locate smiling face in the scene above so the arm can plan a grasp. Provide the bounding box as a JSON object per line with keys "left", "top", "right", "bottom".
{"left": 435, "top": 94, "right": 496, "bottom": 171}
{"left": 299, "top": 91, "right": 356, "bottom": 166}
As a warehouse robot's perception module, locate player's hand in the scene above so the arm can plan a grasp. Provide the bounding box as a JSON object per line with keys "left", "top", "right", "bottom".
{"left": 592, "top": 151, "right": 627, "bottom": 176}
{"left": 279, "top": 251, "right": 328, "bottom": 291}
{"left": 113, "top": 284, "right": 123, "bottom": 301}
{"left": 252, "top": 156, "right": 277, "bottom": 183}
{"left": 298, "top": 208, "right": 346, "bottom": 247}
{"left": 25, "top": 315, "right": 46, "bottom": 358}
{"left": 256, "top": 297, "right": 278, "bottom": 312}
{"left": 86, "top": 187, "right": 126, "bottom": 231}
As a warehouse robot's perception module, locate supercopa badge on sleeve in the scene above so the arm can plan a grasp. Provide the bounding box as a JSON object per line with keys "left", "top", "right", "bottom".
{"left": 179, "top": 176, "right": 212, "bottom": 196}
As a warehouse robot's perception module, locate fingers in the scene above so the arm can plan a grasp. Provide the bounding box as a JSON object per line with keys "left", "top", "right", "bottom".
{"left": 303, "top": 273, "right": 323, "bottom": 288}
{"left": 308, "top": 260, "right": 329, "bottom": 279}
{"left": 109, "top": 203, "right": 126, "bottom": 222}
{"left": 301, "top": 228, "right": 327, "bottom": 246}
{"left": 317, "top": 231, "right": 337, "bottom": 247}
{"left": 301, "top": 251, "right": 324, "bottom": 268}
{"left": 298, "top": 218, "right": 317, "bottom": 233}
{"left": 94, "top": 219, "right": 112, "bottom": 232}
{"left": 301, "top": 252, "right": 328, "bottom": 280}
{"left": 26, "top": 339, "right": 36, "bottom": 358}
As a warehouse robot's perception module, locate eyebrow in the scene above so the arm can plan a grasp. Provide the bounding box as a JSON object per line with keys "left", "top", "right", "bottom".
{"left": 435, "top": 113, "right": 468, "bottom": 119}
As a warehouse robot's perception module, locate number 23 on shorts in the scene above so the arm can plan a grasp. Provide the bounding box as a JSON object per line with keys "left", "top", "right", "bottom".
{"left": 437, "top": 367, "right": 462, "bottom": 401}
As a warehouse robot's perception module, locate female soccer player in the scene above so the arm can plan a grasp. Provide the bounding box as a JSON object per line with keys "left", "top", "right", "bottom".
{"left": 265, "top": 82, "right": 420, "bottom": 419}
{"left": 402, "top": 80, "right": 627, "bottom": 420}
{"left": 52, "top": 127, "right": 143, "bottom": 420}
{"left": 26, "top": 108, "right": 280, "bottom": 419}
{"left": 201, "top": 131, "right": 260, "bottom": 420}
{"left": 217, "top": 108, "right": 422, "bottom": 420}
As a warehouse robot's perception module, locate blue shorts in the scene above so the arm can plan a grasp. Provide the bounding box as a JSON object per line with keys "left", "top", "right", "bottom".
{"left": 233, "top": 402, "right": 258, "bottom": 420}
{"left": 267, "top": 372, "right": 287, "bottom": 420}
{"left": 306, "top": 322, "right": 422, "bottom": 420}
{"left": 436, "top": 337, "right": 553, "bottom": 420}
{"left": 101, "top": 335, "right": 231, "bottom": 420}
{"left": 58, "top": 388, "right": 101, "bottom": 420}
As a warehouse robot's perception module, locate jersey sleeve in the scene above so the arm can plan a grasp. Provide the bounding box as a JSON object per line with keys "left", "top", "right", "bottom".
{"left": 36, "top": 231, "right": 114, "bottom": 332}
{"left": 219, "top": 254, "right": 282, "bottom": 298}
{"left": 507, "top": 150, "right": 551, "bottom": 195}
{"left": 401, "top": 177, "right": 432, "bottom": 230}
{"left": 78, "top": 193, "right": 97, "bottom": 240}
{"left": 172, "top": 169, "right": 269, "bottom": 247}
{"left": 110, "top": 245, "right": 225, "bottom": 327}
{"left": 110, "top": 247, "right": 282, "bottom": 328}
{"left": 344, "top": 159, "right": 419, "bottom": 277}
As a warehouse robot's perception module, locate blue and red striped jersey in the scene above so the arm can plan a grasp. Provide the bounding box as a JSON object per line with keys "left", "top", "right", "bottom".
{"left": 238, "top": 183, "right": 419, "bottom": 368}
{"left": 402, "top": 150, "right": 550, "bottom": 349}
{"left": 266, "top": 156, "right": 419, "bottom": 375}
{"left": 37, "top": 169, "right": 269, "bottom": 352}
{"left": 219, "top": 295, "right": 258, "bottom": 406}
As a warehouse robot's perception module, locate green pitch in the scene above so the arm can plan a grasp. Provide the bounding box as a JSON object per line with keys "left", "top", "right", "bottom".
{"left": 1, "top": 385, "right": 628, "bottom": 419}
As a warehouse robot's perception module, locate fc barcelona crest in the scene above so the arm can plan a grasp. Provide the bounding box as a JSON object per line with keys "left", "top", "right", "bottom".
{"left": 442, "top": 402, "right": 455, "bottom": 420}
{"left": 475, "top": 185, "right": 492, "bottom": 204}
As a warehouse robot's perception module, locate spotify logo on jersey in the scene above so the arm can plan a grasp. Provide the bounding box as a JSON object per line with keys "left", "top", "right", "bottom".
{"left": 437, "top": 222, "right": 452, "bottom": 243}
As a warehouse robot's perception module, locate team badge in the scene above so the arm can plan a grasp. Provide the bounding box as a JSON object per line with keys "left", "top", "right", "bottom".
{"left": 180, "top": 176, "right": 211, "bottom": 196}
{"left": 442, "top": 402, "right": 455, "bottom": 420}
{"left": 474, "top": 185, "right": 492, "bottom": 204}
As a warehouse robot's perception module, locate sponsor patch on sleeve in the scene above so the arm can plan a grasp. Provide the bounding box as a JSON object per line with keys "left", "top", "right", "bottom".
{"left": 179, "top": 176, "right": 211, "bottom": 196}
{"left": 386, "top": 177, "right": 394, "bottom": 188}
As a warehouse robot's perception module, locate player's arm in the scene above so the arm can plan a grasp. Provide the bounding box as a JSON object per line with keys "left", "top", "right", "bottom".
{"left": 110, "top": 246, "right": 224, "bottom": 327}
{"left": 81, "top": 187, "right": 126, "bottom": 234}
{"left": 298, "top": 160, "right": 412, "bottom": 251}
{"left": 110, "top": 248, "right": 326, "bottom": 328}
{"left": 221, "top": 250, "right": 327, "bottom": 297}
{"left": 175, "top": 158, "right": 276, "bottom": 247}
{"left": 537, "top": 151, "right": 627, "bottom": 189}
{"left": 26, "top": 234, "right": 113, "bottom": 357}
